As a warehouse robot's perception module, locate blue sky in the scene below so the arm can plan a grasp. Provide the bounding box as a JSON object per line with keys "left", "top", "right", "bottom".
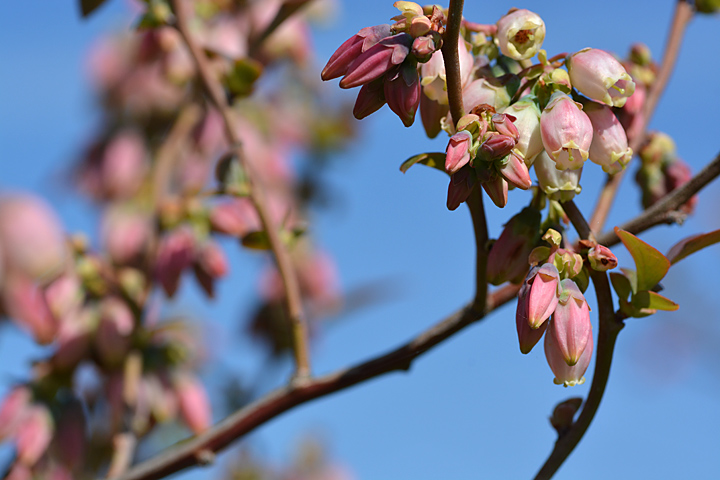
{"left": 1, "top": 1, "right": 720, "bottom": 479}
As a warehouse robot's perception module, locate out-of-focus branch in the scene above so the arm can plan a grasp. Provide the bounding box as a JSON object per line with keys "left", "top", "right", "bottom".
{"left": 596, "top": 151, "right": 720, "bottom": 247}
{"left": 113, "top": 283, "right": 518, "bottom": 480}
{"left": 441, "top": 0, "right": 466, "bottom": 124}
{"left": 248, "top": 0, "right": 313, "bottom": 57}
{"left": 589, "top": 0, "right": 694, "bottom": 233}
{"left": 535, "top": 201, "right": 625, "bottom": 480}
{"left": 170, "top": 0, "right": 311, "bottom": 379}
{"left": 106, "top": 433, "right": 137, "bottom": 479}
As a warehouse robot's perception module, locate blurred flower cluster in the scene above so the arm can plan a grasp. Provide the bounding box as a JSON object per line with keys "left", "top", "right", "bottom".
{"left": 0, "top": 0, "right": 354, "bottom": 477}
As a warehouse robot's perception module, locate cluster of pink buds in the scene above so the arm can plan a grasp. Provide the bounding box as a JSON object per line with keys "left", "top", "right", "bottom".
{"left": 516, "top": 230, "right": 617, "bottom": 386}
{"left": 445, "top": 106, "right": 531, "bottom": 209}
{"left": 322, "top": 2, "right": 446, "bottom": 127}
{"left": 635, "top": 132, "right": 697, "bottom": 214}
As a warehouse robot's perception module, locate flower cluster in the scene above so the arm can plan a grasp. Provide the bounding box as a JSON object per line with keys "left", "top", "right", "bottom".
{"left": 322, "top": 6, "right": 639, "bottom": 210}
{"left": 516, "top": 230, "right": 617, "bottom": 386}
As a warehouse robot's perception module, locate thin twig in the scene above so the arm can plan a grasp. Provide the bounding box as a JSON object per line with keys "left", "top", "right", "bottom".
{"left": 170, "top": 0, "right": 311, "bottom": 379}
{"left": 535, "top": 201, "right": 625, "bottom": 480}
{"left": 248, "top": 0, "right": 312, "bottom": 57}
{"left": 596, "top": 151, "right": 720, "bottom": 247}
{"left": 441, "top": 0, "right": 466, "bottom": 124}
{"left": 106, "top": 433, "right": 138, "bottom": 478}
{"left": 114, "top": 282, "right": 517, "bottom": 480}
{"left": 466, "top": 188, "right": 488, "bottom": 311}
{"left": 589, "top": 0, "right": 694, "bottom": 233}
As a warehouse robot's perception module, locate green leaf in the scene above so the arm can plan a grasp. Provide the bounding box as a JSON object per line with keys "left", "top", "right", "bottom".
{"left": 400, "top": 152, "right": 447, "bottom": 174}
{"left": 614, "top": 228, "right": 670, "bottom": 291}
{"left": 667, "top": 229, "right": 720, "bottom": 265}
{"left": 619, "top": 267, "right": 638, "bottom": 295}
{"left": 225, "top": 58, "right": 263, "bottom": 99}
{"left": 609, "top": 272, "right": 632, "bottom": 301}
{"left": 631, "top": 291, "right": 679, "bottom": 312}
{"left": 80, "top": 0, "right": 109, "bottom": 17}
{"left": 241, "top": 231, "right": 271, "bottom": 250}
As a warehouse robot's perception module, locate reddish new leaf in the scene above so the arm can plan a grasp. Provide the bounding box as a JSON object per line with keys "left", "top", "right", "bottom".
{"left": 667, "top": 229, "right": 720, "bottom": 265}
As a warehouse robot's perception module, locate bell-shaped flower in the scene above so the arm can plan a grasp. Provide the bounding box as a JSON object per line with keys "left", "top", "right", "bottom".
{"left": 495, "top": 9, "right": 546, "bottom": 60}
{"left": 321, "top": 25, "right": 392, "bottom": 81}
{"left": 503, "top": 98, "right": 543, "bottom": 165}
{"left": 339, "top": 34, "right": 413, "bottom": 89}
{"left": 446, "top": 167, "right": 476, "bottom": 211}
{"left": 420, "top": 37, "right": 474, "bottom": 105}
{"left": 584, "top": 102, "right": 633, "bottom": 174}
{"left": 462, "top": 78, "right": 511, "bottom": 115}
{"left": 540, "top": 92, "right": 593, "bottom": 170}
{"left": 384, "top": 64, "right": 421, "bottom": 127}
{"left": 545, "top": 319, "right": 593, "bottom": 387}
{"left": 488, "top": 207, "right": 541, "bottom": 285}
{"left": 445, "top": 130, "right": 474, "bottom": 174}
{"left": 525, "top": 263, "right": 560, "bottom": 329}
{"left": 420, "top": 93, "right": 449, "bottom": 138}
{"left": 566, "top": 48, "right": 636, "bottom": 108}
{"left": 534, "top": 151, "right": 583, "bottom": 201}
{"left": 174, "top": 373, "right": 212, "bottom": 434}
{"left": 499, "top": 151, "right": 532, "bottom": 190}
{"left": 551, "top": 279, "right": 592, "bottom": 366}
{"left": 516, "top": 280, "right": 548, "bottom": 354}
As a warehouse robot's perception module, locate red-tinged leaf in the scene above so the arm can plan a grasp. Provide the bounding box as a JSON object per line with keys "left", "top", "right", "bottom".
{"left": 80, "top": 0, "right": 109, "bottom": 17}
{"left": 631, "top": 290, "right": 679, "bottom": 312}
{"left": 400, "top": 152, "right": 447, "bottom": 174}
{"left": 667, "top": 229, "right": 720, "bottom": 265}
{"left": 614, "top": 228, "right": 670, "bottom": 291}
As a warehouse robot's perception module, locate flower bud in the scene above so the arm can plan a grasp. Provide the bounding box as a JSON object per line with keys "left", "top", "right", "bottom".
{"left": 503, "top": 98, "right": 543, "bottom": 165}
{"left": 566, "top": 48, "right": 636, "bottom": 107}
{"left": 534, "top": 151, "right": 583, "bottom": 202}
{"left": 496, "top": 9, "right": 546, "bottom": 60}
{"left": 549, "top": 397, "right": 583, "bottom": 435}
{"left": 480, "top": 175, "right": 508, "bottom": 208}
{"left": 479, "top": 133, "right": 516, "bottom": 162}
{"left": 339, "top": 34, "right": 412, "bottom": 89}
{"left": 16, "top": 405, "right": 53, "bottom": 466}
{"left": 154, "top": 227, "right": 196, "bottom": 297}
{"left": 491, "top": 113, "right": 519, "bottom": 141}
{"left": 353, "top": 78, "right": 387, "bottom": 120}
{"left": 545, "top": 319, "right": 593, "bottom": 387}
{"left": 499, "top": 151, "right": 532, "bottom": 190}
{"left": 588, "top": 245, "right": 617, "bottom": 271}
{"left": 411, "top": 34, "right": 435, "bottom": 60}
{"left": 584, "top": 102, "right": 633, "bottom": 174}
{"left": 174, "top": 374, "right": 212, "bottom": 434}
{"left": 516, "top": 280, "right": 548, "bottom": 354}
{"left": 446, "top": 167, "right": 476, "bottom": 211}
{"left": 209, "top": 199, "right": 257, "bottom": 237}
{"left": 0, "top": 387, "right": 31, "bottom": 441}
{"left": 384, "top": 64, "right": 421, "bottom": 127}
{"left": 488, "top": 207, "right": 541, "bottom": 285}
{"left": 665, "top": 158, "right": 697, "bottom": 214}
{"left": 0, "top": 195, "right": 68, "bottom": 281}
{"left": 194, "top": 240, "right": 229, "bottom": 298}
{"left": 96, "top": 297, "right": 135, "bottom": 366}
{"left": 445, "top": 130, "right": 473, "bottom": 174}
{"left": 101, "top": 207, "right": 152, "bottom": 265}
{"left": 551, "top": 279, "right": 592, "bottom": 366}
{"left": 540, "top": 92, "right": 593, "bottom": 170}
{"left": 526, "top": 263, "right": 560, "bottom": 329}
{"left": 2, "top": 275, "right": 58, "bottom": 344}
{"left": 321, "top": 25, "right": 392, "bottom": 81}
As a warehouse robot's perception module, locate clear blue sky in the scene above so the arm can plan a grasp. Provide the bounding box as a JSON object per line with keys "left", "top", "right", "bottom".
{"left": 1, "top": 1, "right": 720, "bottom": 479}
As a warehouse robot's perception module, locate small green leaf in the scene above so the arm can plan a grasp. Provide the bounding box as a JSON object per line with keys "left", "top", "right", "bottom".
{"left": 619, "top": 267, "right": 638, "bottom": 295}
{"left": 615, "top": 228, "right": 670, "bottom": 291}
{"left": 225, "top": 58, "right": 263, "bottom": 98}
{"left": 631, "top": 291, "right": 679, "bottom": 312}
{"left": 667, "top": 229, "right": 720, "bottom": 265}
{"left": 80, "top": 0, "right": 109, "bottom": 17}
{"left": 609, "top": 272, "right": 632, "bottom": 301}
{"left": 400, "top": 152, "right": 447, "bottom": 174}
{"left": 241, "top": 231, "right": 271, "bottom": 250}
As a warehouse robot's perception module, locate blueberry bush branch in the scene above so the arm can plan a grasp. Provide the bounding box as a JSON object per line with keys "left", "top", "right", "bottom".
{"left": 170, "top": 0, "right": 312, "bottom": 379}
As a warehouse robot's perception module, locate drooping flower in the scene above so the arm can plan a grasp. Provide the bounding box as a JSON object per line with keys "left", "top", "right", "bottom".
{"left": 540, "top": 92, "right": 593, "bottom": 170}
{"left": 584, "top": 102, "right": 633, "bottom": 174}
{"left": 566, "top": 48, "right": 636, "bottom": 107}
{"left": 496, "top": 9, "right": 546, "bottom": 60}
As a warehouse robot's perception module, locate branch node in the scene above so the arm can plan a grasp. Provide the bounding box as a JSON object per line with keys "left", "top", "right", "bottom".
{"left": 194, "top": 449, "right": 215, "bottom": 466}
